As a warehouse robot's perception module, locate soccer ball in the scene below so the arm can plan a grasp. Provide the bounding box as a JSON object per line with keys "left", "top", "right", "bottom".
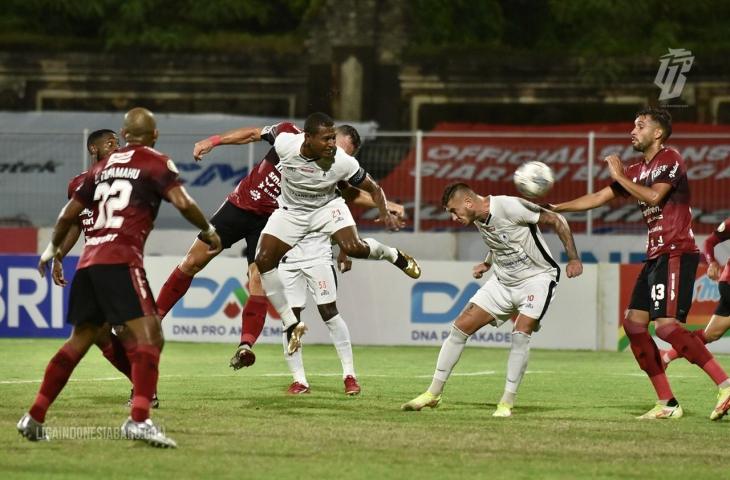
{"left": 513, "top": 161, "right": 554, "bottom": 198}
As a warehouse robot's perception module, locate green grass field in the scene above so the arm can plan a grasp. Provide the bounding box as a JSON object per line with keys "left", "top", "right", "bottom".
{"left": 1, "top": 339, "right": 729, "bottom": 480}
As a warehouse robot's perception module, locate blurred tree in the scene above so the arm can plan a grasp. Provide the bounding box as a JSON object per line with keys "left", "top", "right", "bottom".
{"left": 0, "top": 0, "right": 729, "bottom": 62}
{"left": 0, "top": 0, "right": 313, "bottom": 52}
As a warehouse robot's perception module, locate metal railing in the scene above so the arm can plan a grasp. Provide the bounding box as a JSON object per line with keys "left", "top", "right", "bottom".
{"left": 2, "top": 129, "right": 729, "bottom": 234}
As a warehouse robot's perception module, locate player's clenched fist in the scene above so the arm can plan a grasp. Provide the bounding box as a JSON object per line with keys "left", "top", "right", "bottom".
{"left": 566, "top": 259, "right": 583, "bottom": 278}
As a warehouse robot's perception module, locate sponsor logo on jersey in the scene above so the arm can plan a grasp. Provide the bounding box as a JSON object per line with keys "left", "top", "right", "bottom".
{"left": 105, "top": 151, "right": 134, "bottom": 167}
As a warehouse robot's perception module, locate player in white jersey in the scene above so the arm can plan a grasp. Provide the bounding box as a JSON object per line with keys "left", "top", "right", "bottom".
{"left": 255, "top": 112, "right": 421, "bottom": 355}
{"left": 278, "top": 233, "right": 361, "bottom": 395}
{"left": 402, "top": 183, "right": 583, "bottom": 417}
{"left": 277, "top": 131, "right": 405, "bottom": 396}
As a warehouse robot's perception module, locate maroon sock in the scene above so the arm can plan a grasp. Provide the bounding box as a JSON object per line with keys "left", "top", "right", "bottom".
{"left": 656, "top": 323, "right": 728, "bottom": 385}
{"left": 129, "top": 344, "right": 160, "bottom": 422}
{"left": 666, "top": 331, "right": 708, "bottom": 361}
{"left": 100, "top": 334, "right": 132, "bottom": 382}
{"left": 240, "top": 295, "right": 268, "bottom": 346}
{"left": 29, "top": 344, "right": 82, "bottom": 423}
{"left": 156, "top": 267, "right": 193, "bottom": 318}
{"left": 623, "top": 319, "right": 674, "bottom": 400}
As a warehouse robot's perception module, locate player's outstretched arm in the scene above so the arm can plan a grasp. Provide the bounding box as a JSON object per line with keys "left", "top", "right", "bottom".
{"left": 537, "top": 210, "right": 583, "bottom": 278}
{"left": 193, "top": 126, "right": 263, "bottom": 161}
{"left": 551, "top": 186, "right": 616, "bottom": 213}
{"left": 167, "top": 186, "right": 222, "bottom": 254}
{"left": 604, "top": 154, "right": 671, "bottom": 206}
{"left": 353, "top": 175, "right": 401, "bottom": 231}
{"left": 38, "top": 199, "right": 86, "bottom": 278}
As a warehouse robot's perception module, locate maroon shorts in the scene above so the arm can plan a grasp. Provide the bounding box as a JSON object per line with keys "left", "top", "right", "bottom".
{"left": 199, "top": 200, "right": 270, "bottom": 264}
{"left": 628, "top": 252, "right": 699, "bottom": 322}
{"left": 68, "top": 264, "right": 156, "bottom": 326}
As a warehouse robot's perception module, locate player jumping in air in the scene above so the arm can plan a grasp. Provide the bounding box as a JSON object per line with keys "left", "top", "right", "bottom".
{"left": 155, "top": 121, "right": 405, "bottom": 369}
{"left": 254, "top": 112, "right": 420, "bottom": 356}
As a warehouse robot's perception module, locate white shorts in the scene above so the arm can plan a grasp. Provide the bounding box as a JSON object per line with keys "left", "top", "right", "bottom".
{"left": 469, "top": 273, "right": 558, "bottom": 326}
{"left": 279, "top": 263, "right": 338, "bottom": 308}
{"left": 261, "top": 197, "right": 356, "bottom": 248}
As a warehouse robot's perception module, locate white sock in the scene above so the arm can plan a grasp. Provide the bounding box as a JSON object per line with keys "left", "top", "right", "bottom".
{"left": 282, "top": 332, "right": 307, "bottom": 386}
{"left": 325, "top": 314, "right": 355, "bottom": 378}
{"left": 260, "top": 268, "right": 298, "bottom": 329}
{"left": 427, "top": 325, "right": 469, "bottom": 396}
{"left": 501, "top": 331, "right": 531, "bottom": 405}
{"left": 363, "top": 238, "right": 398, "bottom": 263}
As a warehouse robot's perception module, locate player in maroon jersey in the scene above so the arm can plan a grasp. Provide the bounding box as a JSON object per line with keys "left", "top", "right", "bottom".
{"left": 54, "top": 128, "right": 161, "bottom": 408}
{"left": 662, "top": 217, "right": 730, "bottom": 364}
{"left": 17, "top": 108, "right": 222, "bottom": 448}
{"left": 155, "top": 122, "right": 403, "bottom": 370}
{"left": 551, "top": 107, "right": 730, "bottom": 420}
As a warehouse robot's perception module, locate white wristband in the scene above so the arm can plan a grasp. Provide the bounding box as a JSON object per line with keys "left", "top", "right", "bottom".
{"left": 202, "top": 224, "right": 216, "bottom": 237}
{"left": 40, "top": 242, "right": 60, "bottom": 263}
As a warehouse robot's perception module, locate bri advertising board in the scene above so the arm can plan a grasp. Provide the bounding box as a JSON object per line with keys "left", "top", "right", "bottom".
{"left": 0, "top": 255, "right": 75, "bottom": 338}
{"left": 2, "top": 255, "right": 597, "bottom": 350}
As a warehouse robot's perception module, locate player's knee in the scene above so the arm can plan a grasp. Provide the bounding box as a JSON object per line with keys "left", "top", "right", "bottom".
{"left": 68, "top": 326, "right": 97, "bottom": 353}
{"left": 705, "top": 329, "right": 722, "bottom": 343}
{"left": 448, "top": 324, "right": 469, "bottom": 344}
{"left": 180, "top": 253, "right": 204, "bottom": 276}
{"left": 254, "top": 250, "right": 276, "bottom": 273}
{"left": 624, "top": 309, "right": 644, "bottom": 325}
{"left": 318, "top": 303, "right": 338, "bottom": 321}
{"left": 340, "top": 239, "right": 369, "bottom": 258}
{"left": 93, "top": 328, "right": 112, "bottom": 349}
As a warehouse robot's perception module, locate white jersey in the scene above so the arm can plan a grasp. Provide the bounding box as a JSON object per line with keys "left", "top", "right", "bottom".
{"left": 280, "top": 232, "right": 333, "bottom": 270}
{"left": 474, "top": 195, "right": 559, "bottom": 287}
{"left": 274, "top": 132, "right": 365, "bottom": 212}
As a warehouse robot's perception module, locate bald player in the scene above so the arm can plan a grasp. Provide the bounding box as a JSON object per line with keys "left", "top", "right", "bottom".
{"left": 18, "top": 108, "right": 221, "bottom": 448}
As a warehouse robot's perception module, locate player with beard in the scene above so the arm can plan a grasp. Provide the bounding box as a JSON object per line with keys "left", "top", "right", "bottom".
{"left": 550, "top": 107, "right": 730, "bottom": 420}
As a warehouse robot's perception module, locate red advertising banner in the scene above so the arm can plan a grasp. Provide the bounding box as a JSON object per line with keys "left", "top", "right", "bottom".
{"left": 617, "top": 262, "right": 720, "bottom": 350}
{"left": 373, "top": 122, "right": 730, "bottom": 233}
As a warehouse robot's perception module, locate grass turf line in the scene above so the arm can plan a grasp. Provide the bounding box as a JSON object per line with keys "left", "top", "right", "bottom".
{"left": 1, "top": 339, "right": 728, "bottom": 480}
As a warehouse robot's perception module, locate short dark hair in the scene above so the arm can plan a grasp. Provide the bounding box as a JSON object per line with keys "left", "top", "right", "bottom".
{"left": 636, "top": 107, "right": 672, "bottom": 141}
{"left": 304, "top": 112, "right": 335, "bottom": 135}
{"left": 441, "top": 182, "right": 473, "bottom": 207}
{"left": 86, "top": 129, "right": 117, "bottom": 150}
{"left": 335, "top": 125, "right": 361, "bottom": 154}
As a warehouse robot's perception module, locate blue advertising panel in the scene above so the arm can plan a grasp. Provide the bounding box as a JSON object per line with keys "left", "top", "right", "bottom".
{"left": 0, "top": 255, "right": 77, "bottom": 338}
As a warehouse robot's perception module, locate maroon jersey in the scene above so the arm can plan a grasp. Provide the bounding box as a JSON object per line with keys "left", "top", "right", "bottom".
{"left": 73, "top": 145, "right": 181, "bottom": 269}
{"left": 704, "top": 218, "right": 730, "bottom": 283}
{"left": 226, "top": 122, "right": 301, "bottom": 215}
{"left": 67, "top": 172, "right": 96, "bottom": 237}
{"left": 611, "top": 147, "right": 699, "bottom": 259}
